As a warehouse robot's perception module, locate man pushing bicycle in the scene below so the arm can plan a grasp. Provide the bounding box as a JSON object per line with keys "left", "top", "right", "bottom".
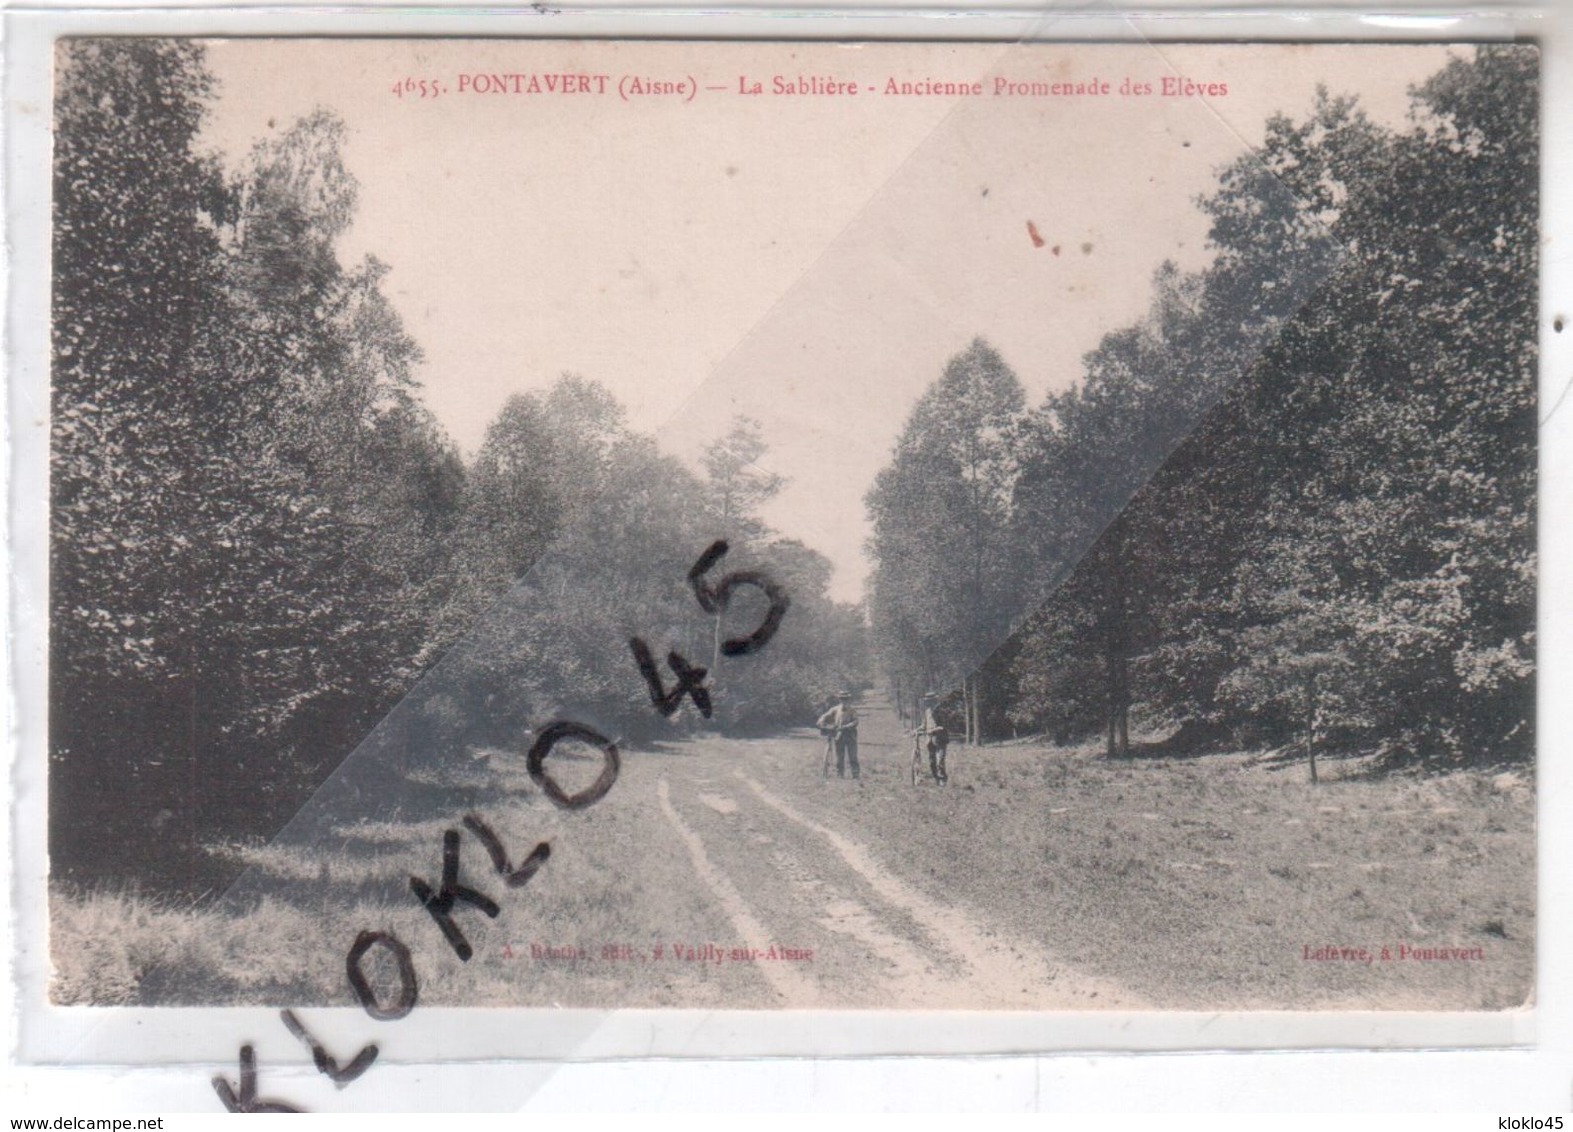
{"left": 817, "top": 690, "right": 860, "bottom": 780}
{"left": 912, "top": 692, "right": 949, "bottom": 785}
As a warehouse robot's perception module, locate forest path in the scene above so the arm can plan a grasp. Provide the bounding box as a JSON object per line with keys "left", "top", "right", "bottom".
{"left": 647, "top": 696, "right": 1142, "bottom": 1009}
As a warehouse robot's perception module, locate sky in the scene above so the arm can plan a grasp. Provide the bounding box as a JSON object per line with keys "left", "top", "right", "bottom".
{"left": 201, "top": 40, "right": 1458, "bottom": 602}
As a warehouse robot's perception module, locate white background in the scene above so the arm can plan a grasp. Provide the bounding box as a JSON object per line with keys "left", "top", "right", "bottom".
{"left": 4, "top": 0, "right": 1572, "bottom": 1116}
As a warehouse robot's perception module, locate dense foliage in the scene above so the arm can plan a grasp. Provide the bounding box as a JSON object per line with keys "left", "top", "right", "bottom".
{"left": 50, "top": 41, "right": 865, "bottom": 893}
{"left": 867, "top": 47, "right": 1536, "bottom": 766}
{"left": 50, "top": 42, "right": 1536, "bottom": 897}
{"left": 865, "top": 340, "right": 1026, "bottom": 743}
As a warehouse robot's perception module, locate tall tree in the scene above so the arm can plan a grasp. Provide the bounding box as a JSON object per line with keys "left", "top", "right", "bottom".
{"left": 1215, "top": 46, "right": 1537, "bottom": 764}
{"left": 444, "top": 374, "right": 627, "bottom": 641}
{"left": 866, "top": 338, "right": 1026, "bottom": 743}
{"left": 209, "top": 110, "right": 462, "bottom": 801}
{"left": 702, "top": 415, "right": 785, "bottom": 538}
{"left": 51, "top": 39, "right": 233, "bottom": 882}
{"left": 1002, "top": 47, "right": 1535, "bottom": 767}
{"left": 52, "top": 46, "right": 466, "bottom": 888}
{"left": 698, "top": 415, "right": 785, "bottom": 675}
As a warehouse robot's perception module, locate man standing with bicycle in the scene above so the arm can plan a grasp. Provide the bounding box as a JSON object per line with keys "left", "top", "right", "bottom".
{"left": 918, "top": 692, "right": 949, "bottom": 785}
{"left": 817, "top": 691, "right": 860, "bottom": 780}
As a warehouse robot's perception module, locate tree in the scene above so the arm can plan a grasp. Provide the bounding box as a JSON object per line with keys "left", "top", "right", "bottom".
{"left": 203, "top": 110, "right": 463, "bottom": 809}
{"left": 866, "top": 339, "right": 1026, "bottom": 743}
{"left": 1010, "top": 264, "right": 1232, "bottom": 755}
{"left": 697, "top": 415, "right": 786, "bottom": 676}
{"left": 443, "top": 374, "right": 627, "bottom": 645}
{"left": 707, "top": 537, "right": 870, "bottom": 732}
{"left": 51, "top": 46, "right": 468, "bottom": 889}
{"left": 50, "top": 39, "right": 259, "bottom": 883}
{"left": 1001, "top": 47, "right": 1535, "bottom": 767}
{"left": 1217, "top": 46, "right": 1537, "bottom": 764}
{"left": 702, "top": 415, "right": 785, "bottom": 538}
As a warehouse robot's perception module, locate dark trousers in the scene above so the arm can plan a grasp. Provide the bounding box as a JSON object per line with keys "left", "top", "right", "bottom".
{"left": 836, "top": 731, "right": 860, "bottom": 778}
{"left": 927, "top": 736, "right": 948, "bottom": 783}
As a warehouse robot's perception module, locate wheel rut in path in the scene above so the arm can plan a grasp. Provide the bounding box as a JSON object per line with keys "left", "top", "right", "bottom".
{"left": 655, "top": 778, "right": 820, "bottom": 1006}
{"left": 654, "top": 742, "right": 1144, "bottom": 1009}
{"left": 736, "top": 770, "right": 1146, "bottom": 1009}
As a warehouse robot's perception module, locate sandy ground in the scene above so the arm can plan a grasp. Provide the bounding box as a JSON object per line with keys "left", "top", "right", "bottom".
{"left": 53, "top": 695, "right": 1533, "bottom": 1012}
{"left": 648, "top": 715, "right": 1142, "bottom": 1009}
{"left": 437, "top": 694, "right": 1530, "bottom": 1011}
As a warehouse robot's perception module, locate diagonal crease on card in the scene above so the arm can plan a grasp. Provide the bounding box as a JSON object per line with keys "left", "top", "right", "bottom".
{"left": 222, "top": 32, "right": 1325, "bottom": 1002}
{"left": 42, "top": 25, "right": 1535, "bottom": 1073}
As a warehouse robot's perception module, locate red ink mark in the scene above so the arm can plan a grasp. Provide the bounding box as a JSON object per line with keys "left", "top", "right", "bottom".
{"left": 1026, "top": 220, "right": 1045, "bottom": 248}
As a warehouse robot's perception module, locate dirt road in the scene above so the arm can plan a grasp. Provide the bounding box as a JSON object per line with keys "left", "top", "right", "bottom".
{"left": 483, "top": 689, "right": 1529, "bottom": 1012}
{"left": 632, "top": 697, "right": 1142, "bottom": 1009}
{"left": 137, "top": 693, "right": 1526, "bottom": 1011}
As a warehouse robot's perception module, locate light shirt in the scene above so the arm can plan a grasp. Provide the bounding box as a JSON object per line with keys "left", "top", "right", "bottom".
{"left": 818, "top": 703, "right": 857, "bottom": 730}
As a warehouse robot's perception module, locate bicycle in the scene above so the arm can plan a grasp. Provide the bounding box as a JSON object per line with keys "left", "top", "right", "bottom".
{"left": 908, "top": 725, "right": 949, "bottom": 786}
{"left": 821, "top": 722, "right": 856, "bottom": 777}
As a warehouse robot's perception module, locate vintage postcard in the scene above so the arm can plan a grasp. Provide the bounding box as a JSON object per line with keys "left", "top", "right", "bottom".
{"left": 26, "top": 34, "right": 1540, "bottom": 1071}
